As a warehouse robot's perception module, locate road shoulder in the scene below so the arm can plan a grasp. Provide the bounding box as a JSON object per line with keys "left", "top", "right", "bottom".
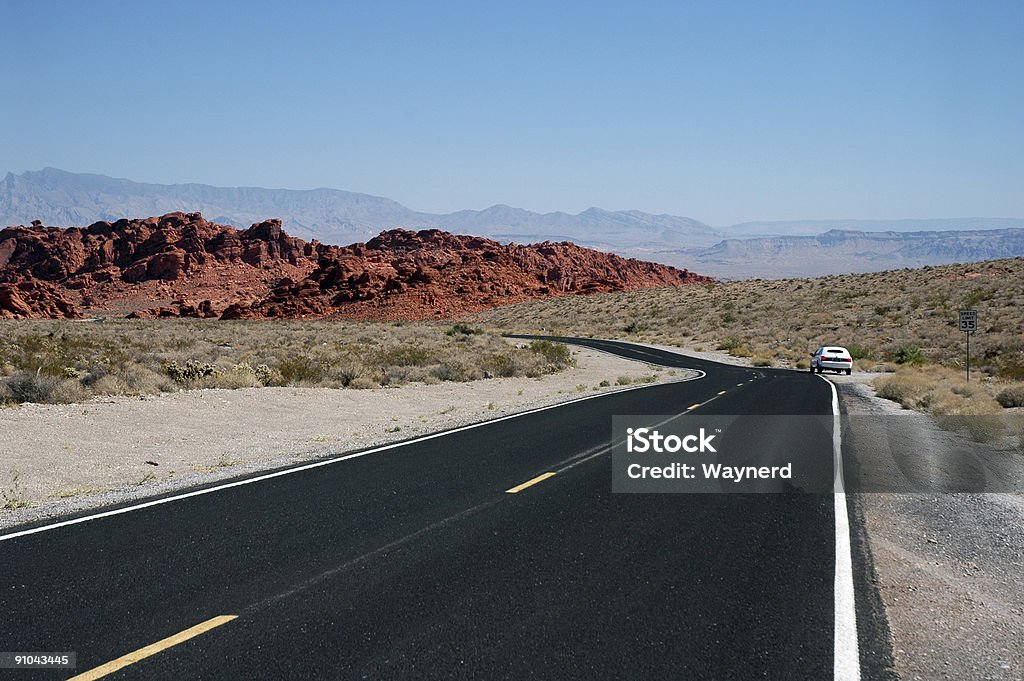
{"left": 837, "top": 378, "right": 1024, "bottom": 681}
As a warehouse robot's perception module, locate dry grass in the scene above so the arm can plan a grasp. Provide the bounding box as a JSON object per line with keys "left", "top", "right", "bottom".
{"left": 874, "top": 367, "right": 1005, "bottom": 415}
{"left": 473, "top": 257, "right": 1024, "bottom": 378}
{"left": 874, "top": 367, "right": 1024, "bottom": 444}
{"left": 0, "top": 319, "right": 574, "bottom": 405}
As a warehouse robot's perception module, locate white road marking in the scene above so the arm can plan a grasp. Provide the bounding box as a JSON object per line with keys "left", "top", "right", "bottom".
{"left": 0, "top": 366, "right": 704, "bottom": 543}
{"left": 819, "top": 375, "right": 861, "bottom": 681}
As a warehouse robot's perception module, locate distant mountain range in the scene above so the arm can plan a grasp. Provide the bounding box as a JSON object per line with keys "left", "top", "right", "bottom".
{"left": 726, "top": 218, "right": 1024, "bottom": 238}
{"left": 3, "top": 168, "right": 1023, "bottom": 278}
{"left": 655, "top": 228, "right": 1024, "bottom": 278}
{"left": 0, "top": 168, "right": 722, "bottom": 251}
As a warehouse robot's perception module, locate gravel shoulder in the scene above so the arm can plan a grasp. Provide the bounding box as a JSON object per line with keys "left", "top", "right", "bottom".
{"left": 838, "top": 378, "right": 1024, "bottom": 681}
{"left": 0, "top": 344, "right": 696, "bottom": 530}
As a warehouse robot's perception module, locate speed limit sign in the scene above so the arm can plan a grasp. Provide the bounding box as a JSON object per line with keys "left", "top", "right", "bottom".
{"left": 959, "top": 309, "right": 977, "bottom": 332}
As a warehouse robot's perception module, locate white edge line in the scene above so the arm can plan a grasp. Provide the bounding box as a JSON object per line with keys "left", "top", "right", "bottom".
{"left": 0, "top": 356, "right": 704, "bottom": 543}
{"left": 819, "top": 374, "right": 861, "bottom": 681}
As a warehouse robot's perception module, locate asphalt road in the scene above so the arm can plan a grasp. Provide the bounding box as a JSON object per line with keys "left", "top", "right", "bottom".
{"left": 1, "top": 337, "right": 886, "bottom": 680}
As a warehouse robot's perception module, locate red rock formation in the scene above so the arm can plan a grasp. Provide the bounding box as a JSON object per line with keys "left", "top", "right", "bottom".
{"left": 0, "top": 280, "right": 78, "bottom": 319}
{"left": 0, "top": 214, "right": 711, "bottom": 320}
{"left": 0, "top": 212, "right": 327, "bottom": 318}
{"left": 227, "top": 228, "right": 712, "bottom": 320}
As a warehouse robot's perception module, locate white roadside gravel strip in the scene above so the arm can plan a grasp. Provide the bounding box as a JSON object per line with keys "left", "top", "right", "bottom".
{"left": 0, "top": 345, "right": 696, "bottom": 530}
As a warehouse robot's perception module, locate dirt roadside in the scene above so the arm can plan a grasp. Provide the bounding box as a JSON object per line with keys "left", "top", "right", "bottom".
{"left": 836, "top": 376, "right": 1024, "bottom": 681}
{"left": 0, "top": 345, "right": 695, "bottom": 530}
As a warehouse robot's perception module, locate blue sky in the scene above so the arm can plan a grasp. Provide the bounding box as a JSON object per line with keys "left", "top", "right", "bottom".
{"left": 3, "top": 0, "right": 1022, "bottom": 225}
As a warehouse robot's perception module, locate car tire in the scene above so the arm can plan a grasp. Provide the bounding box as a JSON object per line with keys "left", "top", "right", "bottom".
{"left": 846, "top": 369, "right": 851, "bottom": 375}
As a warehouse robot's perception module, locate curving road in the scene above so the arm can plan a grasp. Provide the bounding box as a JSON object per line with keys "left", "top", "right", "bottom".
{"left": 0, "top": 338, "right": 891, "bottom": 680}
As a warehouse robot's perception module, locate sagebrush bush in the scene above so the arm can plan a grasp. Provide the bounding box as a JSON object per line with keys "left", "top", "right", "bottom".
{"left": 894, "top": 346, "right": 926, "bottom": 366}
{"left": 996, "top": 384, "right": 1024, "bottom": 408}
{"left": 528, "top": 340, "right": 572, "bottom": 366}
{"left": 1, "top": 372, "right": 59, "bottom": 404}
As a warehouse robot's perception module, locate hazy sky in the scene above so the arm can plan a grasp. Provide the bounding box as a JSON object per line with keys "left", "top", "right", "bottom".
{"left": 3, "top": 1, "right": 1022, "bottom": 225}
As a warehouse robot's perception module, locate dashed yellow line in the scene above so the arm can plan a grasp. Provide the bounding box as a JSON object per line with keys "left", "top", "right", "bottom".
{"left": 686, "top": 403, "right": 701, "bottom": 411}
{"left": 717, "top": 390, "right": 727, "bottom": 396}
{"left": 68, "top": 615, "right": 238, "bottom": 681}
{"left": 506, "top": 472, "right": 556, "bottom": 494}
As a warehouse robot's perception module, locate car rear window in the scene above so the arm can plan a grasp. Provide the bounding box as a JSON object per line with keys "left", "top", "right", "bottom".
{"left": 826, "top": 348, "right": 846, "bottom": 354}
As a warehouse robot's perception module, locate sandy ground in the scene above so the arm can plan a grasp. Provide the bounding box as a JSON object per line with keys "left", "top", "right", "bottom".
{"left": 0, "top": 345, "right": 696, "bottom": 529}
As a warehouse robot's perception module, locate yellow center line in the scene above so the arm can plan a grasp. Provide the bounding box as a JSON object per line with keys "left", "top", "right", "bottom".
{"left": 717, "top": 390, "right": 727, "bottom": 396}
{"left": 68, "top": 615, "right": 238, "bottom": 681}
{"left": 736, "top": 383, "right": 743, "bottom": 387}
{"left": 686, "top": 403, "right": 702, "bottom": 410}
{"left": 506, "top": 472, "right": 556, "bottom": 494}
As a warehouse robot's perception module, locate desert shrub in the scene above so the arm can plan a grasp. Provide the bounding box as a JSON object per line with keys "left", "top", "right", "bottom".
{"left": 995, "top": 352, "right": 1024, "bottom": 380}
{"left": 616, "top": 376, "right": 634, "bottom": 386}
{"left": 996, "top": 384, "right": 1024, "bottom": 408}
{"left": 1, "top": 372, "right": 59, "bottom": 403}
{"left": 199, "top": 365, "right": 261, "bottom": 389}
{"left": 348, "top": 376, "right": 380, "bottom": 390}
{"left": 528, "top": 340, "right": 572, "bottom": 367}
{"left": 383, "top": 365, "right": 433, "bottom": 385}
{"left": 874, "top": 371, "right": 933, "bottom": 409}
{"left": 623, "top": 321, "right": 646, "bottom": 334}
{"left": 894, "top": 345, "right": 926, "bottom": 366}
{"left": 446, "top": 323, "right": 481, "bottom": 336}
{"left": 91, "top": 365, "right": 167, "bottom": 396}
{"left": 482, "top": 353, "right": 520, "bottom": 378}
{"left": 935, "top": 415, "right": 1007, "bottom": 443}
{"left": 275, "top": 355, "right": 325, "bottom": 385}
{"left": 377, "top": 345, "right": 439, "bottom": 367}
{"left": 331, "top": 360, "right": 370, "bottom": 387}
{"left": 846, "top": 343, "right": 874, "bottom": 360}
{"left": 431, "top": 359, "right": 483, "bottom": 382}
{"left": 250, "top": 363, "right": 273, "bottom": 385}
{"left": 164, "top": 360, "right": 217, "bottom": 384}
{"left": 50, "top": 378, "right": 90, "bottom": 403}
{"left": 752, "top": 355, "right": 774, "bottom": 367}
{"left": 717, "top": 337, "right": 744, "bottom": 351}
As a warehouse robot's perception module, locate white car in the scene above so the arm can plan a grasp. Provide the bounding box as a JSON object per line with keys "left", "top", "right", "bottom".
{"left": 810, "top": 346, "right": 853, "bottom": 375}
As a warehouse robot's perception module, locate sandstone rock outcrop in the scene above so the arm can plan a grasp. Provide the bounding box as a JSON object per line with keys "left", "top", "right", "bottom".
{"left": 0, "top": 213, "right": 711, "bottom": 320}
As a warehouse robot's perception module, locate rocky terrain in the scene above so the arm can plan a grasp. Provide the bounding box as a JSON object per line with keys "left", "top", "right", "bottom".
{"left": 0, "top": 212, "right": 710, "bottom": 320}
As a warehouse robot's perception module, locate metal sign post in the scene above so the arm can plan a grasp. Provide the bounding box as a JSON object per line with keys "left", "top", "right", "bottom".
{"left": 959, "top": 310, "right": 978, "bottom": 381}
